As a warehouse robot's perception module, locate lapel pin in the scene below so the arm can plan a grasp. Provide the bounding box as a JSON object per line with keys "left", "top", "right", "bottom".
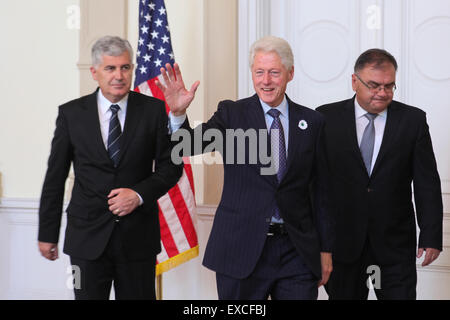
{"left": 298, "top": 120, "right": 308, "bottom": 130}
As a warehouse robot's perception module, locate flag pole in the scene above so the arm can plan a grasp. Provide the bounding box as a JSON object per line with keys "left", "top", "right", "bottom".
{"left": 156, "top": 274, "right": 163, "bottom": 300}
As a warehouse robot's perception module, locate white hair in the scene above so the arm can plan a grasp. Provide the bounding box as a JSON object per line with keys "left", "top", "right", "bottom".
{"left": 249, "top": 36, "right": 294, "bottom": 70}
{"left": 91, "top": 36, "right": 133, "bottom": 67}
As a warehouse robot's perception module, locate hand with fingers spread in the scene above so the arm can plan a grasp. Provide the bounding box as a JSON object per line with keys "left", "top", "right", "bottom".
{"left": 155, "top": 63, "right": 200, "bottom": 116}
{"left": 417, "top": 247, "right": 441, "bottom": 267}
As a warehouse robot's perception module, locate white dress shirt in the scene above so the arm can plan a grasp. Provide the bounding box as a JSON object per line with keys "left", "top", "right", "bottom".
{"left": 354, "top": 99, "right": 388, "bottom": 175}
{"left": 96, "top": 89, "right": 143, "bottom": 205}
{"left": 97, "top": 89, "right": 128, "bottom": 149}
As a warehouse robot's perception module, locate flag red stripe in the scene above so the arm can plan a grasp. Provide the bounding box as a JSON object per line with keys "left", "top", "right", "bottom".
{"left": 183, "top": 162, "right": 195, "bottom": 197}
{"left": 168, "top": 185, "right": 198, "bottom": 248}
{"left": 158, "top": 203, "right": 180, "bottom": 257}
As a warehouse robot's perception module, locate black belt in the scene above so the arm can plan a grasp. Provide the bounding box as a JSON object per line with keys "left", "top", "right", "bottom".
{"left": 267, "top": 223, "right": 288, "bottom": 236}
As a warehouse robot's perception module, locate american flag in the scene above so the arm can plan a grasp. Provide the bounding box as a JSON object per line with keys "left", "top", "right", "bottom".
{"left": 133, "top": 0, "right": 199, "bottom": 275}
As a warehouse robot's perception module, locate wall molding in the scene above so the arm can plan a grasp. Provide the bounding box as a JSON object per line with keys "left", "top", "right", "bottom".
{"left": 1, "top": 196, "right": 449, "bottom": 299}
{"left": 0, "top": 197, "right": 215, "bottom": 217}
{"left": 238, "top": 0, "right": 271, "bottom": 99}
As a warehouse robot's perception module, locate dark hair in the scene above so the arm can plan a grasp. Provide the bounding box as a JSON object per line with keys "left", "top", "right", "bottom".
{"left": 354, "top": 48, "right": 398, "bottom": 73}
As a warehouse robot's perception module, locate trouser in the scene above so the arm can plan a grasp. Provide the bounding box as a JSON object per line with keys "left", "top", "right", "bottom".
{"left": 70, "top": 224, "right": 156, "bottom": 300}
{"left": 216, "top": 229, "right": 318, "bottom": 300}
{"left": 326, "top": 240, "right": 416, "bottom": 300}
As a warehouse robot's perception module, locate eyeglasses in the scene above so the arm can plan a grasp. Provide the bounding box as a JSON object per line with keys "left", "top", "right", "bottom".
{"left": 355, "top": 73, "right": 397, "bottom": 94}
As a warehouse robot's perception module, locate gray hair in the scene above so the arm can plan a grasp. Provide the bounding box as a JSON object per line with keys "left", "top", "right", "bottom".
{"left": 91, "top": 36, "right": 133, "bottom": 67}
{"left": 249, "top": 36, "right": 294, "bottom": 71}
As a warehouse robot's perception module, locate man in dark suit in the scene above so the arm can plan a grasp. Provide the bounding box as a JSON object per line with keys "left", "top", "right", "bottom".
{"left": 156, "top": 36, "right": 333, "bottom": 299}
{"left": 316, "top": 49, "right": 443, "bottom": 300}
{"left": 37, "top": 36, "right": 182, "bottom": 300}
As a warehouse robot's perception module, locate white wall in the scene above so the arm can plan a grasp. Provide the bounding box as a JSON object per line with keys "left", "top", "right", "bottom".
{"left": 0, "top": 0, "right": 80, "bottom": 199}
{"left": 0, "top": 0, "right": 79, "bottom": 299}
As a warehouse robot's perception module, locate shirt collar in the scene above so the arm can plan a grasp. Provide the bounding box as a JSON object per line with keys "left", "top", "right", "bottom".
{"left": 97, "top": 89, "right": 129, "bottom": 115}
{"left": 259, "top": 96, "right": 289, "bottom": 118}
{"left": 354, "top": 98, "right": 387, "bottom": 119}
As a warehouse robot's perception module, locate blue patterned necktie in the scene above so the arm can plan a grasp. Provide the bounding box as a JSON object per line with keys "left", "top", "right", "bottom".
{"left": 360, "top": 113, "right": 378, "bottom": 175}
{"left": 268, "top": 108, "right": 287, "bottom": 220}
{"left": 108, "top": 104, "right": 122, "bottom": 167}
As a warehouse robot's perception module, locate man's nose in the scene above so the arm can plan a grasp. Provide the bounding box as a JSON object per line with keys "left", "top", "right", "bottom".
{"left": 376, "top": 87, "right": 388, "bottom": 97}
{"left": 114, "top": 68, "right": 124, "bottom": 80}
{"left": 262, "top": 72, "right": 271, "bottom": 84}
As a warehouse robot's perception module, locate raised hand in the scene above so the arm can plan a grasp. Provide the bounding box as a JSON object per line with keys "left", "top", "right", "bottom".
{"left": 155, "top": 63, "right": 200, "bottom": 116}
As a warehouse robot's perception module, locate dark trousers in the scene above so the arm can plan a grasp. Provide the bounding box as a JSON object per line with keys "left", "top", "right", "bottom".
{"left": 325, "top": 240, "right": 417, "bottom": 300}
{"left": 70, "top": 224, "right": 156, "bottom": 300}
{"left": 216, "top": 233, "right": 318, "bottom": 300}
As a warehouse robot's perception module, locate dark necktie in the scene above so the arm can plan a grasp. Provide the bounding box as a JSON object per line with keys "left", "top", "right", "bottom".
{"left": 360, "top": 113, "right": 378, "bottom": 175}
{"left": 268, "top": 108, "right": 287, "bottom": 220}
{"left": 108, "top": 104, "right": 122, "bottom": 167}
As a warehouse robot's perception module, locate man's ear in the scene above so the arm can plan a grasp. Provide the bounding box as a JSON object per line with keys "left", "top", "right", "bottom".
{"left": 90, "top": 66, "right": 98, "bottom": 81}
{"left": 288, "top": 66, "right": 294, "bottom": 82}
{"left": 351, "top": 74, "right": 357, "bottom": 92}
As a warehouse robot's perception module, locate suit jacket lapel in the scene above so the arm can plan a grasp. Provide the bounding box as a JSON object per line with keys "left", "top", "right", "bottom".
{"left": 285, "top": 97, "right": 303, "bottom": 172}
{"left": 246, "top": 94, "right": 267, "bottom": 132}
{"left": 371, "top": 102, "right": 401, "bottom": 177}
{"left": 246, "top": 94, "right": 278, "bottom": 187}
{"left": 342, "top": 97, "right": 368, "bottom": 175}
{"left": 83, "top": 89, "right": 112, "bottom": 164}
{"left": 117, "top": 91, "right": 142, "bottom": 166}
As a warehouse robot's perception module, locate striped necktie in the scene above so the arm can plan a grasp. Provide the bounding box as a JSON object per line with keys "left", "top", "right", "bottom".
{"left": 268, "top": 108, "right": 287, "bottom": 220}
{"left": 108, "top": 104, "right": 122, "bottom": 167}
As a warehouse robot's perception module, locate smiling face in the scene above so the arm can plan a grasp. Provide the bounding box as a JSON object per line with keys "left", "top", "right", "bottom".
{"left": 352, "top": 62, "right": 396, "bottom": 114}
{"left": 251, "top": 51, "right": 294, "bottom": 107}
{"left": 90, "top": 51, "right": 133, "bottom": 103}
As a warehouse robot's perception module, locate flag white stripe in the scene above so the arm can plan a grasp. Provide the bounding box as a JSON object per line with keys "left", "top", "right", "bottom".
{"left": 158, "top": 193, "right": 190, "bottom": 254}
{"left": 138, "top": 82, "right": 153, "bottom": 97}
{"left": 177, "top": 170, "right": 196, "bottom": 226}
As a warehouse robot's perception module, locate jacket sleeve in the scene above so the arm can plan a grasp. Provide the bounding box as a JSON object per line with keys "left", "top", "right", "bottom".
{"left": 313, "top": 115, "right": 335, "bottom": 253}
{"left": 38, "top": 107, "right": 73, "bottom": 243}
{"left": 132, "top": 103, "right": 184, "bottom": 204}
{"left": 413, "top": 112, "right": 443, "bottom": 251}
{"left": 171, "top": 100, "right": 230, "bottom": 157}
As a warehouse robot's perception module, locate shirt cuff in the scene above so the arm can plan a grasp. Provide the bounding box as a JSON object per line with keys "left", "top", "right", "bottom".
{"left": 168, "top": 112, "right": 187, "bottom": 133}
{"left": 135, "top": 192, "right": 144, "bottom": 206}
